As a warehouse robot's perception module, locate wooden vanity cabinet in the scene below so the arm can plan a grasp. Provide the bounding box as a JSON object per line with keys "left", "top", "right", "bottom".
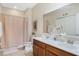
{"left": 33, "top": 44, "right": 38, "bottom": 56}
{"left": 33, "top": 39, "right": 45, "bottom": 56}
{"left": 33, "top": 39, "right": 76, "bottom": 56}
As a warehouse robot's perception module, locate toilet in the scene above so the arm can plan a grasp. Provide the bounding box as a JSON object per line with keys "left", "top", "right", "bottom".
{"left": 24, "top": 42, "right": 33, "bottom": 56}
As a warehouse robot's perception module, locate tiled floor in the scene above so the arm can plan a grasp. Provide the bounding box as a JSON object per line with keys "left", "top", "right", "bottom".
{"left": 4, "top": 50, "right": 25, "bottom": 56}
{"left": 3, "top": 50, "right": 33, "bottom": 56}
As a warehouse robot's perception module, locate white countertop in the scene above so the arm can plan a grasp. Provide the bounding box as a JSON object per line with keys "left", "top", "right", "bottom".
{"left": 32, "top": 36, "right": 79, "bottom": 55}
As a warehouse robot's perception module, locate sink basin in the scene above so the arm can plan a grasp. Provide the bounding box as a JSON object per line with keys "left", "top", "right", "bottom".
{"left": 47, "top": 39, "right": 64, "bottom": 45}
{"left": 48, "top": 39, "right": 75, "bottom": 48}
{"left": 41, "top": 36, "right": 78, "bottom": 50}
{"left": 58, "top": 42, "right": 76, "bottom": 49}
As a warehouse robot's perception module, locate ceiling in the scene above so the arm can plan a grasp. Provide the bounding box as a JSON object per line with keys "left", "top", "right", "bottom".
{"left": 1, "top": 3, "right": 37, "bottom": 11}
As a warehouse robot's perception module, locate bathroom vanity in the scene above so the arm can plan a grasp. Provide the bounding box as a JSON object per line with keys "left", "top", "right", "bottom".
{"left": 33, "top": 37, "right": 78, "bottom": 56}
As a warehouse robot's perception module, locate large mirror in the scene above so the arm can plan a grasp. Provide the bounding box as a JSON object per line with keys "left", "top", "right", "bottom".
{"left": 43, "top": 4, "right": 79, "bottom": 36}
{"left": 56, "top": 14, "right": 78, "bottom": 36}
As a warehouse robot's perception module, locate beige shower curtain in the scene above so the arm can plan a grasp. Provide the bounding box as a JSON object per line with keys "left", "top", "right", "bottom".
{"left": 2, "top": 15, "right": 26, "bottom": 48}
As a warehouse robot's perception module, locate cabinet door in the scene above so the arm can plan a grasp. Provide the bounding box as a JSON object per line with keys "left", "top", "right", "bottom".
{"left": 33, "top": 39, "right": 45, "bottom": 56}
{"left": 33, "top": 44, "right": 38, "bottom": 56}
{"left": 37, "top": 46, "right": 45, "bottom": 56}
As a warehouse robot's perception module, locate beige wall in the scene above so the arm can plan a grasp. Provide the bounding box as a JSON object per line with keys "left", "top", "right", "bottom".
{"left": 32, "top": 3, "right": 71, "bottom": 33}
{"left": 0, "top": 5, "right": 2, "bottom": 14}
{"left": 0, "top": 5, "right": 2, "bottom": 21}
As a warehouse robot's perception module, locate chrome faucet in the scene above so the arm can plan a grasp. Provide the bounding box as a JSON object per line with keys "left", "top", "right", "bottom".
{"left": 54, "top": 37, "right": 57, "bottom": 41}
{"left": 67, "top": 40, "right": 74, "bottom": 45}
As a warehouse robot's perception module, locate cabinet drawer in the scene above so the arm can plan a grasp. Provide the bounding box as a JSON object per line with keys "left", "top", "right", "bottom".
{"left": 33, "top": 39, "right": 45, "bottom": 48}
{"left": 46, "top": 44, "right": 76, "bottom": 56}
